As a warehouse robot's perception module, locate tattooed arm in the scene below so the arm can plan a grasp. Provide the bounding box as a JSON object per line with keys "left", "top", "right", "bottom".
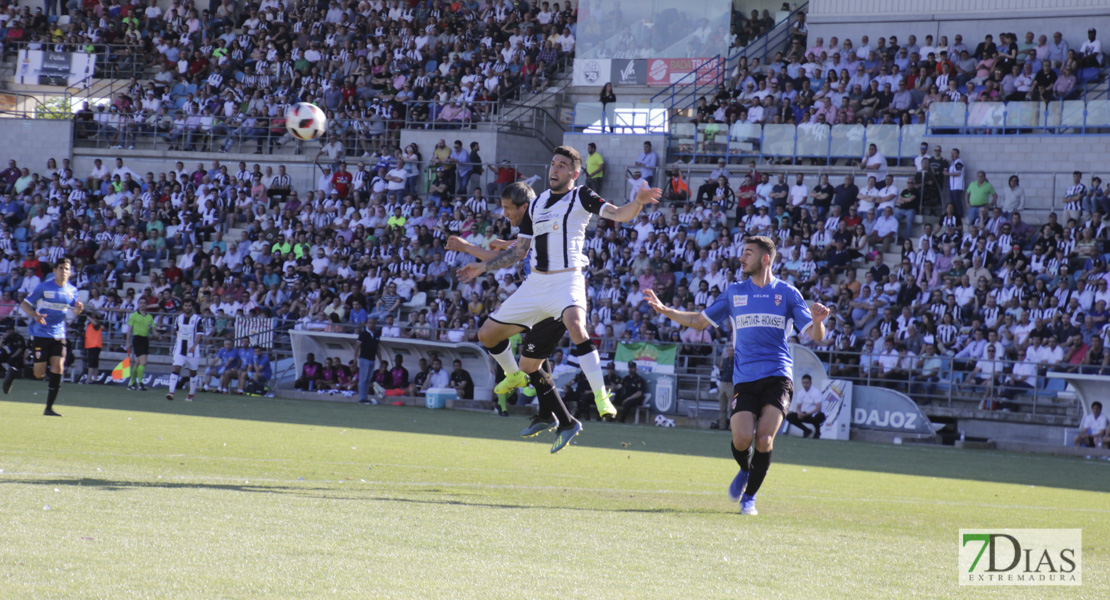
{"left": 456, "top": 237, "right": 532, "bottom": 283}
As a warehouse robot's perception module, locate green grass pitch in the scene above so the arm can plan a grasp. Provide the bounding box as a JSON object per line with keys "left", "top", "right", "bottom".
{"left": 1, "top": 384, "right": 1107, "bottom": 599}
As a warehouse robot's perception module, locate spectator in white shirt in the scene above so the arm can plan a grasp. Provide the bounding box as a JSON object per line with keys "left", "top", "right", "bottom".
{"left": 1074, "top": 400, "right": 1108, "bottom": 447}
{"left": 635, "top": 141, "right": 658, "bottom": 187}
{"left": 785, "top": 374, "right": 826, "bottom": 438}
{"left": 869, "top": 207, "right": 900, "bottom": 252}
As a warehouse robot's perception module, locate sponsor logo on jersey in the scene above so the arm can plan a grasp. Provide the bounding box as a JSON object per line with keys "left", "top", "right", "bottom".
{"left": 733, "top": 313, "right": 787, "bottom": 329}
{"left": 44, "top": 291, "right": 55, "bottom": 299}
{"left": 733, "top": 295, "right": 748, "bottom": 307}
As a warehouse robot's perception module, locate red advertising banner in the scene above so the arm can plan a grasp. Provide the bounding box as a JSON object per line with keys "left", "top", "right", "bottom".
{"left": 646, "top": 58, "right": 721, "bottom": 87}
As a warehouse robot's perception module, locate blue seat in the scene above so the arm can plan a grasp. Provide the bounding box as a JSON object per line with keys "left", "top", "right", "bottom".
{"left": 234, "top": 70, "right": 246, "bottom": 83}
{"left": 1043, "top": 377, "right": 1066, "bottom": 393}
{"left": 185, "top": 83, "right": 198, "bottom": 95}
{"left": 171, "top": 83, "right": 186, "bottom": 96}
{"left": 425, "top": 60, "right": 438, "bottom": 73}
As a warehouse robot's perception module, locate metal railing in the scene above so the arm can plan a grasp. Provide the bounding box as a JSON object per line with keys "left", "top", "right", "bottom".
{"left": 649, "top": 54, "right": 727, "bottom": 113}
{"left": 4, "top": 41, "right": 149, "bottom": 81}
{"left": 809, "top": 347, "right": 1084, "bottom": 415}
{"left": 725, "top": 3, "right": 809, "bottom": 81}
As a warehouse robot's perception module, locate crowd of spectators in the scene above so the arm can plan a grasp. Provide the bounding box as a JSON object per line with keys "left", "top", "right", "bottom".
{"left": 692, "top": 25, "right": 1104, "bottom": 137}
{"left": 2, "top": 0, "right": 578, "bottom": 146}
{"left": 2, "top": 122, "right": 1110, "bottom": 410}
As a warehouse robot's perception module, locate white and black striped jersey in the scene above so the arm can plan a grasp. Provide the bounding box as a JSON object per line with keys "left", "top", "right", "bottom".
{"left": 174, "top": 313, "right": 203, "bottom": 354}
{"left": 518, "top": 186, "right": 607, "bottom": 272}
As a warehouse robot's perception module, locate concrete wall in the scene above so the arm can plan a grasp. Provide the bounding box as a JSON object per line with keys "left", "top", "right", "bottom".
{"left": 807, "top": 0, "right": 1110, "bottom": 57}
{"left": 0, "top": 118, "right": 74, "bottom": 175}
{"left": 561, "top": 133, "right": 668, "bottom": 203}
{"left": 923, "top": 134, "right": 1110, "bottom": 217}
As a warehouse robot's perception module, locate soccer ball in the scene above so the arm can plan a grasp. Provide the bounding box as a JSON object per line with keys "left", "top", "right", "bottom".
{"left": 285, "top": 102, "right": 327, "bottom": 141}
{"left": 654, "top": 414, "right": 676, "bottom": 428}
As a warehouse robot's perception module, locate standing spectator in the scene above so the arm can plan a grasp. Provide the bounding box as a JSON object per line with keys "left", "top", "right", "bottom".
{"left": 635, "top": 141, "right": 657, "bottom": 187}
{"left": 449, "top": 140, "right": 471, "bottom": 194}
{"left": 355, "top": 319, "right": 380, "bottom": 405}
{"left": 966, "top": 171, "right": 997, "bottom": 226}
{"left": 82, "top": 314, "right": 103, "bottom": 384}
{"left": 599, "top": 82, "right": 617, "bottom": 133}
{"left": 946, "top": 148, "right": 965, "bottom": 218}
{"left": 713, "top": 346, "right": 734, "bottom": 430}
{"left": 1063, "top": 171, "right": 1086, "bottom": 223}
{"left": 585, "top": 142, "right": 604, "bottom": 192}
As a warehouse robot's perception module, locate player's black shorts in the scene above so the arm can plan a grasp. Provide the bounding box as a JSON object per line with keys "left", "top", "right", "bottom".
{"left": 86, "top": 347, "right": 101, "bottom": 369}
{"left": 730, "top": 376, "right": 794, "bottom": 417}
{"left": 521, "top": 317, "right": 567, "bottom": 360}
{"left": 132, "top": 335, "right": 149, "bottom": 357}
{"left": 32, "top": 337, "right": 67, "bottom": 363}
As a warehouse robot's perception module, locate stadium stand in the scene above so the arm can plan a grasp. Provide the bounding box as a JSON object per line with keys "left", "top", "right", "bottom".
{"left": 0, "top": 0, "right": 1106, "bottom": 447}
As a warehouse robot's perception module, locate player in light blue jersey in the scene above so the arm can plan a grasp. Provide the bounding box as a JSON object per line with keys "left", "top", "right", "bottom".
{"left": 645, "top": 236, "right": 828, "bottom": 515}
{"left": 4, "top": 257, "right": 84, "bottom": 416}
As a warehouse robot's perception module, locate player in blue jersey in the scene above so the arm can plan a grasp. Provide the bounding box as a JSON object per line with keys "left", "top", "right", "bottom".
{"left": 4, "top": 258, "right": 85, "bottom": 416}
{"left": 645, "top": 236, "right": 828, "bottom": 515}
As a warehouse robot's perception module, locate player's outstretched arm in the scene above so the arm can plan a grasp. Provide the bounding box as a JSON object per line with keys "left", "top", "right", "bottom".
{"left": 456, "top": 237, "right": 531, "bottom": 284}
{"left": 643, "top": 289, "right": 713, "bottom": 331}
{"left": 599, "top": 187, "right": 662, "bottom": 223}
{"left": 446, "top": 235, "right": 509, "bottom": 262}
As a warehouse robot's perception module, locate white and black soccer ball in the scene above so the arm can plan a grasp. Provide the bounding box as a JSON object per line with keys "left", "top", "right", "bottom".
{"left": 285, "top": 102, "right": 327, "bottom": 141}
{"left": 654, "top": 414, "right": 676, "bottom": 428}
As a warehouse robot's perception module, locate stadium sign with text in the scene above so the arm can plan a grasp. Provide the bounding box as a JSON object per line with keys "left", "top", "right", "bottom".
{"left": 849, "top": 386, "right": 932, "bottom": 434}
{"left": 959, "top": 529, "right": 1081, "bottom": 586}
{"left": 610, "top": 59, "right": 647, "bottom": 86}
{"left": 646, "top": 58, "right": 719, "bottom": 86}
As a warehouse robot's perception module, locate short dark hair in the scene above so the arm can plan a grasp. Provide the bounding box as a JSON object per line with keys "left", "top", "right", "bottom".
{"left": 553, "top": 145, "right": 582, "bottom": 172}
{"left": 1094, "top": 401, "right": 1103, "bottom": 410}
{"left": 745, "top": 235, "right": 777, "bottom": 263}
{"left": 501, "top": 182, "right": 535, "bottom": 207}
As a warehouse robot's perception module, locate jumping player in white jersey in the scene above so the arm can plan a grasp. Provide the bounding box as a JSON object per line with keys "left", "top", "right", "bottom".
{"left": 644, "top": 236, "right": 829, "bottom": 515}
{"left": 457, "top": 147, "right": 662, "bottom": 451}
{"left": 5, "top": 257, "right": 84, "bottom": 416}
{"left": 448, "top": 196, "right": 580, "bottom": 453}
{"left": 166, "top": 300, "right": 204, "bottom": 402}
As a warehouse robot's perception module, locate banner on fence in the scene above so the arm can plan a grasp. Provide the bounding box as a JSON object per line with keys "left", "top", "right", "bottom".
{"left": 16, "top": 49, "right": 95, "bottom": 86}
{"left": 610, "top": 59, "right": 647, "bottom": 86}
{"left": 614, "top": 342, "right": 676, "bottom": 375}
{"left": 235, "top": 317, "right": 275, "bottom": 349}
{"left": 572, "top": 58, "right": 611, "bottom": 86}
{"left": 646, "top": 57, "right": 718, "bottom": 86}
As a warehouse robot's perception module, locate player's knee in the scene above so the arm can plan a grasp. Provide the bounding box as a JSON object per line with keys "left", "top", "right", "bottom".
{"left": 732, "top": 430, "right": 753, "bottom": 450}
{"left": 755, "top": 434, "right": 774, "bottom": 453}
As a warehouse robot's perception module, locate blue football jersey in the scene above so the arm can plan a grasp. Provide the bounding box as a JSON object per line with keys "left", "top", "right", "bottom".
{"left": 237, "top": 347, "right": 254, "bottom": 369}
{"left": 25, "top": 279, "right": 79, "bottom": 340}
{"left": 702, "top": 277, "right": 814, "bottom": 383}
{"left": 217, "top": 347, "right": 240, "bottom": 369}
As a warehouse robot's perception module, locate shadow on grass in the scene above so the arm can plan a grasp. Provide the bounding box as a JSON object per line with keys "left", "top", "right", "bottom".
{"left": 2, "top": 386, "right": 1106, "bottom": 494}
{"left": 2, "top": 476, "right": 730, "bottom": 515}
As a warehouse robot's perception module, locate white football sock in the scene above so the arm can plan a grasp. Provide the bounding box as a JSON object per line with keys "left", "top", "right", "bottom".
{"left": 490, "top": 345, "right": 519, "bottom": 375}
{"left": 168, "top": 373, "right": 179, "bottom": 394}
{"left": 579, "top": 349, "right": 606, "bottom": 395}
